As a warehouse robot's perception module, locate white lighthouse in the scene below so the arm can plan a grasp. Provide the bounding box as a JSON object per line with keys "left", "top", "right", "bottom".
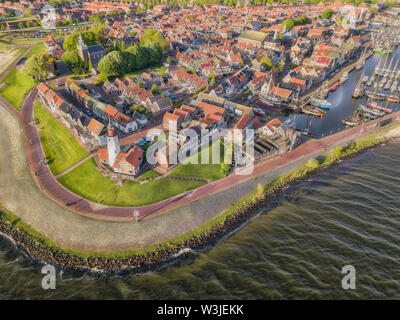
{"left": 106, "top": 120, "right": 120, "bottom": 167}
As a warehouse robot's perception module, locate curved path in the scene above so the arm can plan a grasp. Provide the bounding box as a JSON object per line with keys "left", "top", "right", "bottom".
{"left": 20, "top": 89, "right": 389, "bottom": 222}
{"left": 1, "top": 67, "right": 399, "bottom": 252}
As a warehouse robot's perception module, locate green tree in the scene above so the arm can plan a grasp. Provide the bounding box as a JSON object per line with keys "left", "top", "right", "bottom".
{"left": 145, "top": 42, "right": 163, "bottom": 64}
{"left": 97, "top": 51, "right": 126, "bottom": 76}
{"left": 151, "top": 83, "right": 160, "bottom": 94}
{"left": 61, "top": 50, "right": 82, "bottom": 69}
{"left": 18, "top": 22, "right": 25, "bottom": 29}
{"left": 140, "top": 29, "right": 169, "bottom": 52}
{"left": 24, "top": 54, "right": 49, "bottom": 80}
{"left": 23, "top": 8, "right": 33, "bottom": 17}
{"left": 321, "top": 9, "right": 334, "bottom": 20}
{"left": 260, "top": 56, "right": 273, "bottom": 70}
{"left": 281, "top": 19, "right": 294, "bottom": 31}
{"left": 126, "top": 44, "right": 147, "bottom": 69}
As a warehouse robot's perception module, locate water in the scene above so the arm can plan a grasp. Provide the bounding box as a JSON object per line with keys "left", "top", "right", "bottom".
{"left": 1, "top": 142, "right": 399, "bottom": 299}
{"left": 283, "top": 46, "right": 400, "bottom": 138}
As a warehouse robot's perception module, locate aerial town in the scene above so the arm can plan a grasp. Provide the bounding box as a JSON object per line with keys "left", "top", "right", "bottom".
{"left": 1, "top": 0, "right": 400, "bottom": 205}
{"left": 0, "top": 0, "right": 399, "bottom": 207}
{"left": 1, "top": 0, "right": 400, "bottom": 301}
{"left": 0, "top": 0, "right": 399, "bottom": 246}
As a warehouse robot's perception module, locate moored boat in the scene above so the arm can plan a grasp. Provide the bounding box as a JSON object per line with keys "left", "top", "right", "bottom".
{"left": 367, "top": 101, "right": 393, "bottom": 113}
{"left": 310, "top": 97, "right": 332, "bottom": 110}
{"left": 330, "top": 81, "right": 340, "bottom": 91}
{"left": 253, "top": 107, "right": 266, "bottom": 117}
{"left": 340, "top": 71, "right": 349, "bottom": 84}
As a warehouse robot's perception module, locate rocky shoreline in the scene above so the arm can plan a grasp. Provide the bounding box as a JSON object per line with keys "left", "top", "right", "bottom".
{"left": 0, "top": 136, "right": 392, "bottom": 275}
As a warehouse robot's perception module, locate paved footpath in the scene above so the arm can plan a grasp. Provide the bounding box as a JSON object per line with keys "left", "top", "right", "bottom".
{"left": 20, "top": 88, "right": 397, "bottom": 222}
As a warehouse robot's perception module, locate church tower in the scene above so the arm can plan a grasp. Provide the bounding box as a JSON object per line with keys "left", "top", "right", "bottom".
{"left": 106, "top": 120, "right": 120, "bottom": 168}
{"left": 77, "top": 32, "right": 89, "bottom": 64}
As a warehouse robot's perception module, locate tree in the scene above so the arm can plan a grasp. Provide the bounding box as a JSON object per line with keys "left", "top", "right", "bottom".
{"left": 24, "top": 54, "right": 49, "bottom": 80}
{"left": 18, "top": 22, "right": 25, "bottom": 29}
{"left": 97, "top": 50, "right": 126, "bottom": 76}
{"left": 208, "top": 73, "right": 215, "bottom": 87}
{"left": 166, "top": 56, "right": 173, "bottom": 64}
{"left": 96, "top": 73, "right": 108, "bottom": 85}
{"left": 145, "top": 42, "right": 163, "bottom": 65}
{"left": 321, "top": 9, "right": 334, "bottom": 20}
{"left": 61, "top": 50, "right": 82, "bottom": 68}
{"left": 130, "top": 104, "right": 145, "bottom": 113}
{"left": 260, "top": 56, "right": 273, "bottom": 70}
{"left": 151, "top": 83, "right": 160, "bottom": 94}
{"left": 63, "top": 27, "right": 105, "bottom": 51}
{"left": 126, "top": 44, "right": 147, "bottom": 69}
{"left": 281, "top": 19, "right": 294, "bottom": 31}
{"left": 140, "top": 29, "right": 169, "bottom": 52}
{"left": 278, "top": 58, "right": 286, "bottom": 73}
{"left": 23, "top": 8, "right": 33, "bottom": 17}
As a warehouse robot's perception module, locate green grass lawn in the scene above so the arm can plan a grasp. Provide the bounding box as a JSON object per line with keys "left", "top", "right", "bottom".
{"left": 123, "top": 63, "right": 163, "bottom": 78}
{"left": 0, "top": 16, "right": 38, "bottom": 23}
{"left": 26, "top": 43, "right": 45, "bottom": 58}
{"left": 34, "top": 101, "right": 88, "bottom": 175}
{"left": 11, "top": 38, "right": 44, "bottom": 45}
{"left": 0, "top": 67, "right": 37, "bottom": 110}
{"left": 138, "top": 169, "right": 160, "bottom": 181}
{"left": 170, "top": 140, "right": 228, "bottom": 182}
{"left": 0, "top": 44, "right": 47, "bottom": 109}
{"left": 57, "top": 158, "right": 204, "bottom": 207}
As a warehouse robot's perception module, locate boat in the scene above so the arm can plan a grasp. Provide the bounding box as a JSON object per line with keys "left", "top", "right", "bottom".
{"left": 359, "top": 104, "right": 385, "bottom": 117}
{"left": 330, "top": 81, "right": 340, "bottom": 92}
{"left": 300, "top": 130, "right": 315, "bottom": 138}
{"left": 300, "top": 119, "right": 315, "bottom": 138}
{"left": 387, "top": 96, "right": 400, "bottom": 103}
{"left": 309, "top": 97, "right": 332, "bottom": 110}
{"left": 342, "top": 118, "right": 360, "bottom": 127}
{"left": 353, "top": 74, "right": 364, "bottom": 99}
{"left": 340, "top": 71, "right": 349, "bottom": 84}
{"left": 301, "top": 104, "right": 326, "bottom": 117}
{"left": 253, "top": 107, "right": 266, "bottom": 117}
{"left": 367, "top": 101, "right": 393, "bottom": 113}
{"left": 258, "top": 95, "right": 281, "bottom": 107}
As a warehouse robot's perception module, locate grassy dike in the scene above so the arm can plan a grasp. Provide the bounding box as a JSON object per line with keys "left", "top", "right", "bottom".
{"left": 0, "top": 133, "right": 388, "bottom": 272}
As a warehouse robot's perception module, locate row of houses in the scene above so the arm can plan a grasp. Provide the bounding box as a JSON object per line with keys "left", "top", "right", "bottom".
{"left": 37, "top": 82, "right": 107, "bottom": 148}
{"left": 66, "top": 80, "right": 138, "bottom": 134}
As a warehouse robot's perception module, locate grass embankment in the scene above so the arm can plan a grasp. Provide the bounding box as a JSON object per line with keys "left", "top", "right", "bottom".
{"left": 34, "top": 101, "right": 88, "bottom": 175}
{"left": 138, "top": 169, "right": 160, "bottom": 181}
{"left": 0, "top": 44, "right": 45, "bottom": 110}
{"left": 170, "top": 140, "right": 228, "bottom": 182}
{"left": 0, "top": 133, "right": 386, "bottom": 261}
{"left": 57, "top": 158, "right": 204, "bottom": 207}
{"left": 0, "top": 67, "right": 37, "bottom": 110}
{"left": 25, "top": 43, "right": 45, "bottom": 58}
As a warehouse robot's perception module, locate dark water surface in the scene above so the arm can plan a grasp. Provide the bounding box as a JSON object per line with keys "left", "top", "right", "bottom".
{"left": 1, "top": 142, "right": 399, "bottom": 299}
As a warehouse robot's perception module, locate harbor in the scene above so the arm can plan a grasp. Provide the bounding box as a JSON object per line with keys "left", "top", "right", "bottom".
{"left": 282, "top": 45, "right": 400, "bottom": 139}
